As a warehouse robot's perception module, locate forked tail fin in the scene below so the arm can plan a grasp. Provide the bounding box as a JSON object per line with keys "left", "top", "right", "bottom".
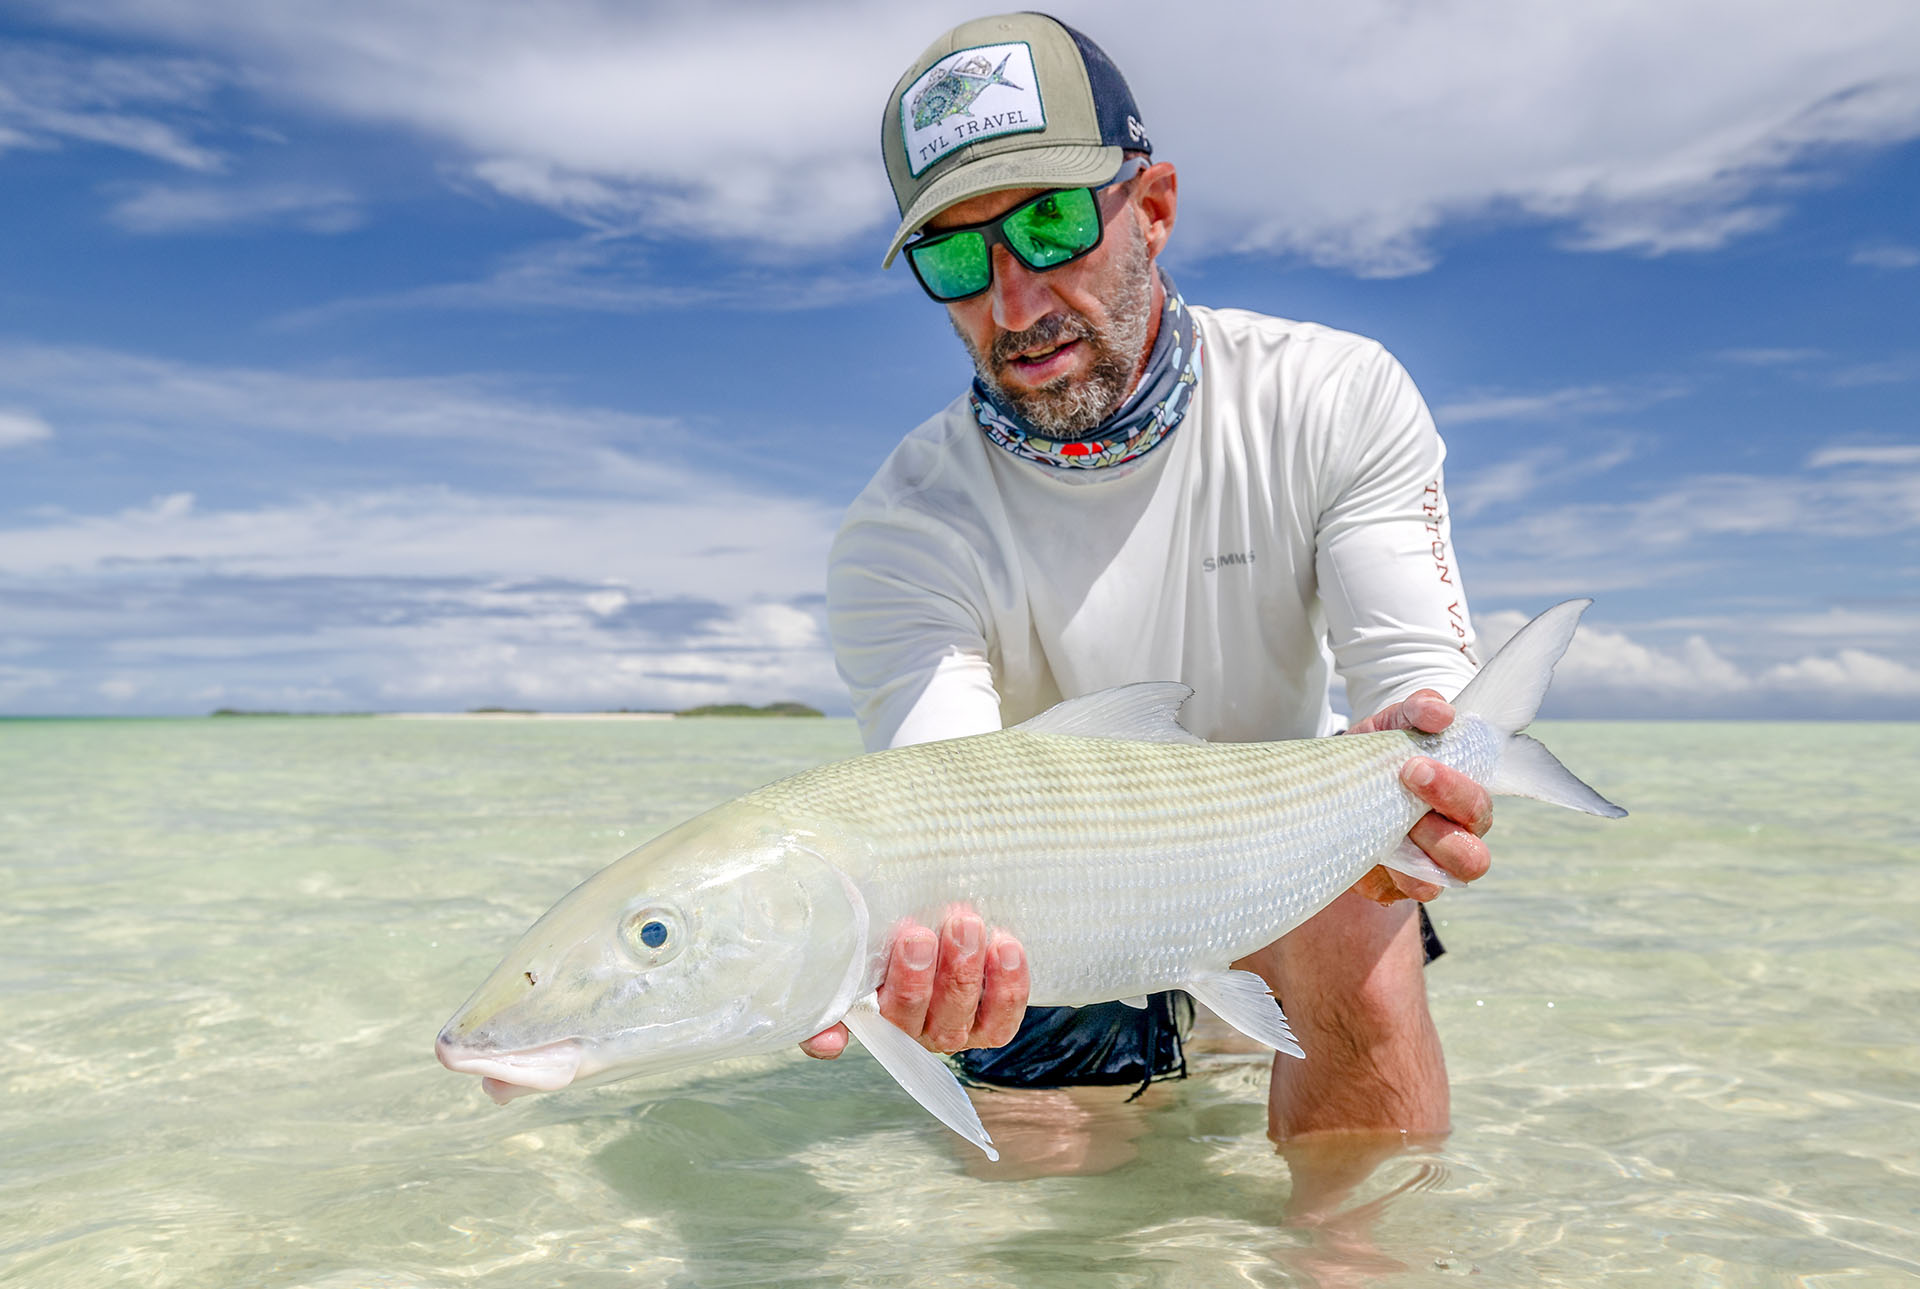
{"left": 1455, "top": 599, "right": 1628, "bottom": 819}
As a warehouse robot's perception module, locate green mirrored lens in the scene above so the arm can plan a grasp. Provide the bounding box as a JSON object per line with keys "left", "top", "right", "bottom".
{"left": 909, "top": 232, "right": 990, "bottom": 301}
{"left": 1003, "top": 187, "right": 1101, "bottom": 269}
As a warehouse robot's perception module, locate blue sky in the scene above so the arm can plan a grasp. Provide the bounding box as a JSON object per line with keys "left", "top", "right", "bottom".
{"left": 3, "top": 0, "right": 1918, "bottom": 718}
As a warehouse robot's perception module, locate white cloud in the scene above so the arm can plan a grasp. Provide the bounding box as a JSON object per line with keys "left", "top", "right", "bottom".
{"left": 0, "top": 42, "right": 224, "bottom": 170}
{"left": 0, "top": 408, "right": 53, "bottom": 447}
{"left": 22, "top": 0, "right": 1920, "bottom": 273}
{"left": 1428, "top": 380, "right": 1681, "bottom": 426}
{"left": 1710, "top": 348, "right": 1916, "bottom": 387}
{"left": 1448, "top": 435, "right": 1920, "bottom": 652}
{"left": 275, "top": 234, "right": 902, "bottom": 324}
{"left": 1851, "top": 242, "right": 1920, "bottom": 269}
{"left": 1827, "top": 356, "right": 1920, "bottom": 387}
{"left": 0, "top": 485, "right": 847, "bottom": 715}
{"left": 1479, "top": 609, "right": 1742, "bottom": 695}
{"left": 1468, "top": 456, "right": 1920, "bottom": 579}
{"left": 1700, "top": 348, "right": 1920, "bottom": 389}
{"left": 107, "top": 181, "right": 362, "bottom": 233}
{"left": 1458, "top": 438, "right": 1920, "bottom": 712}
{"left": 0, "top": 342, "right": 851, "bottom": 714}
{"left": 0, "top": 485, "right": 835, "bottom": 597}
{"left": 1807, "top": 444, "right": 1920, "bottom": 468}
{"left": 1475, "top": 609, "right": 1920, "bottom": 709}
{"left": 1449, "top": 440, "right": 1636, "bottom": 519}
{"left": 1763, "top": 649, "right": 1920, "bottom": 696}
{"left": 0, "top": 341, "right": 681, "bottom": 459}
{"left": 1717, "top": 347, "right": 1822, "bottom": 366}
{"left": 1436, "top": 384, "right": 1637, "bottom": 426}
{"left": 1745, "top": 606, "right": 1920, "bottom": 640}
{"left": 0, "top": 661, "right": 57, "bottom": 705}
{"left": 53, "top": 573, "right": 846, "bottom": 714}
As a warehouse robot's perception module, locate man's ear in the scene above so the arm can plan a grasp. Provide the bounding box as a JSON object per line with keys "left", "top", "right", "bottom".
{"left": 1135, "top": 161, "right": 1178, "bottom": 260}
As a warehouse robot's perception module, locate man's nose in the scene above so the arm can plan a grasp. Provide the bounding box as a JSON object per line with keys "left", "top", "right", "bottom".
{"left": 988, "top": 244, "right": 1056, "bottom": 334}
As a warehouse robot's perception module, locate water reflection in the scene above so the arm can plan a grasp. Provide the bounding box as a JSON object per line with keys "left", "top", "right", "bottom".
{"left": 13, "top": 719, "right": 1918, "bottom": 1286}
{"left": 940, "top": 1015, "right": 1459, "bottom": 1284}
{"left": 1277, "top": 1133, "right": 1451, "bottom": 1287}
{"left": 963, "top": 1084, "right": 1161, "bottom": 1181}
{"left": 583, "top": 1053, "right": 1463, "bottom": 1287}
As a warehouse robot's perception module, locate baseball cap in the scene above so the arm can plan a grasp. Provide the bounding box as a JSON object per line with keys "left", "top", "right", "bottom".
{"left": 880, "top": 12, "right": 1152, "bottom": 268}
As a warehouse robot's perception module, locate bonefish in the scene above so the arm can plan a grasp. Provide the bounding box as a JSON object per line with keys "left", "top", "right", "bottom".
{"left": 436, "top": 599, "right": 1624, "bottom": 1159}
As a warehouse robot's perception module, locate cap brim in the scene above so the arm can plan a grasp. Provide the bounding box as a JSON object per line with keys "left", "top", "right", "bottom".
{"left": 881, "top": 143, "right": 1125, "bottom": 268}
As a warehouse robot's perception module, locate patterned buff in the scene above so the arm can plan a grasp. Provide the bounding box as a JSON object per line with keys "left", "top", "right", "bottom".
{"left": 971, "top": 270, "right": 1202, "bottom": 471}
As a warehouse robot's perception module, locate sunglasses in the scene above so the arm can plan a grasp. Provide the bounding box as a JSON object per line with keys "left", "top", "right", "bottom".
{"left": 904, "top": 157, "right": 1148, "bottom": 303}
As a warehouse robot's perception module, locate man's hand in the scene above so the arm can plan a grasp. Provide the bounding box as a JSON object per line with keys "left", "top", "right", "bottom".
{"left": 1345, "top": 688, "right": 1492, "bottom": 904}
{"left": 798, "top": 908, "right": 1030, "bottom": 1060}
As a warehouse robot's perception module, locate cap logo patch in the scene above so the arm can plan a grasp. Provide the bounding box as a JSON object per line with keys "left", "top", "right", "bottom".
{"left": 900, "top": 42, "right": 1046, "bottom": 178}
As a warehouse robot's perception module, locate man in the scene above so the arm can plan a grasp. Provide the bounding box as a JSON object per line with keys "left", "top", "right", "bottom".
{"left": 800, "top": 13, "right": 1492, "bottom": 1147}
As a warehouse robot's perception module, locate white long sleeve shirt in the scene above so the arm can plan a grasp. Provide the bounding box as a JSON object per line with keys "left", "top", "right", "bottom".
{"left": 828, "top": 305, "right": 1479, "bottom": 752}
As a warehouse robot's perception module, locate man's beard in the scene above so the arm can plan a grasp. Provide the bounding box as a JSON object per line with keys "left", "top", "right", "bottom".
{"left": 956, "top": 225, "right": 1156, "bottom": 438}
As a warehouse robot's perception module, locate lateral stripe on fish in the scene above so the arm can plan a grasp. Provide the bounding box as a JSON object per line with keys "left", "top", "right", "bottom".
{"left": 437, "top": 599, "right": 1624, "bottom": 1158}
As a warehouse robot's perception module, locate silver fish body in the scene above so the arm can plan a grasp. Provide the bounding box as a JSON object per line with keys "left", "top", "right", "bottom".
{"left": 438, "top": 600, "right": 1624, "bottom": 1157}
{"left": 743, "top": 713, "right": 1501, "bottom": 1008}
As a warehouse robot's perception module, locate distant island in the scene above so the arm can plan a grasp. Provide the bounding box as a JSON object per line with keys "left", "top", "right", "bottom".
{"left": 211, "top": 701, "right": 826, "bottom": 718}
{"left": 210, "top": 708, "right": 366, "bottom": 718}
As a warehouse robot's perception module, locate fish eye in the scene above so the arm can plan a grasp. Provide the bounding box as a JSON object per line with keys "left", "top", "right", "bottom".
{"left": 620, "top": 906, "right": 684, "bottom": 966}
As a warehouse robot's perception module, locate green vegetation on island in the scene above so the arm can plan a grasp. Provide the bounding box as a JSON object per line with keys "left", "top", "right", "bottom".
{"left": 203, "top": 702, "right": 826, "bottom": 717}
{"left": 211, "top": 708, "right": 370, "bottom": 718}
{"left": 674, "top": 701, "right": 824, "bottom": 718}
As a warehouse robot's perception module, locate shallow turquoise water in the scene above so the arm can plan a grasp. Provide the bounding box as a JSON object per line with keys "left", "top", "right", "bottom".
{"left": 2, "top": 717, "right": 1917, "bottom": 1287}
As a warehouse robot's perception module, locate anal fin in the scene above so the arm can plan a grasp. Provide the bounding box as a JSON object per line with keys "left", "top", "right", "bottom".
{"left": 841, "top": 995, "right": 998, "bottom": 1160}
{"left": 1183, "top": 969, "right": 1305, "bottom": 1059}
{"left": 1381, "top": 837, "right": 1467, "bottom": 890}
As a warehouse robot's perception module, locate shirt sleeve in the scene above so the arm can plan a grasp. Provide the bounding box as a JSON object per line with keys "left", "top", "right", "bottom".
{"left": 827, "top": 503, "right": 1004, "bottom": 751}
{"left": 1312, "top": 343, "right": 1480, "bottom": 722}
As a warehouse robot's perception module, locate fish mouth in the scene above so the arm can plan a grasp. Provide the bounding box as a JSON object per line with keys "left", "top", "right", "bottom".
{"left": 436, "top": 1032, "right": 584, "bottom": 1103}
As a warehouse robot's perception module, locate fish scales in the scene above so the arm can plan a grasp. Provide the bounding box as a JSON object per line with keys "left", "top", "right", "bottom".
{"left": 742, "top": 718, "right": 1501, "bottom": 1004}
{"left": 437, "top": 601, "right": 1624, "bottom": 1159}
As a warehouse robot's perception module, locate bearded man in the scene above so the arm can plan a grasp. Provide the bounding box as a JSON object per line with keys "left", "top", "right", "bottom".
{"left": 799, "top": 12, "right": 1494, "bottom": 1150}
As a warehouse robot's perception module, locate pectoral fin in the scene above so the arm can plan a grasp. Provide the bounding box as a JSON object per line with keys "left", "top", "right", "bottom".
{"left": 841, "top": 995, "right": 999, "bottom": 1161}
{"left": 1183, "top": 970, "right": 1305, "bottom": 1059}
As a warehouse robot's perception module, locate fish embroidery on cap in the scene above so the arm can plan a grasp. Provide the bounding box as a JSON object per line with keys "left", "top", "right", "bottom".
{"left": 901, "top": 42, "right": 1047, "bottom": 176}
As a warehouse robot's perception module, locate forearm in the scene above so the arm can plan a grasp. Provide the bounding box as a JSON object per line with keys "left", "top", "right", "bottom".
{"left": 1311, "top": 349, "right": 1478, "bottom": 717}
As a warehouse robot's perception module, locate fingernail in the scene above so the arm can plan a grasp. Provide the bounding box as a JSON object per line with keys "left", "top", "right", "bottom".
{"left": 1403, "top": 759, "right": 1435, "bottom": 788}
{"left": 997, "top": 940, "right": 1022, "bottom": 972}
{"left": 955, "top": 918, "right": 981, "bottom": 955}
{"left": 902, "top": 932, "right": 935, "bottom": 970}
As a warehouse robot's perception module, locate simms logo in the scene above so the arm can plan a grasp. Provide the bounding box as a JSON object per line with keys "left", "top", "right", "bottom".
{"left": 1202, "top": 551, "right": 1255, "bottom": 572}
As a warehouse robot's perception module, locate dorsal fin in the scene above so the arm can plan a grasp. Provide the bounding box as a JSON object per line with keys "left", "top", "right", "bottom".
{"left": 1011, "top": 682, "right": 1203, "bottom": 745}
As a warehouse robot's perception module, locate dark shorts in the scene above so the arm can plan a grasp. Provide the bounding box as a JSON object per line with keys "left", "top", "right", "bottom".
{"left": 954, "top": 905, "right": 1446, "bottom": 1093}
